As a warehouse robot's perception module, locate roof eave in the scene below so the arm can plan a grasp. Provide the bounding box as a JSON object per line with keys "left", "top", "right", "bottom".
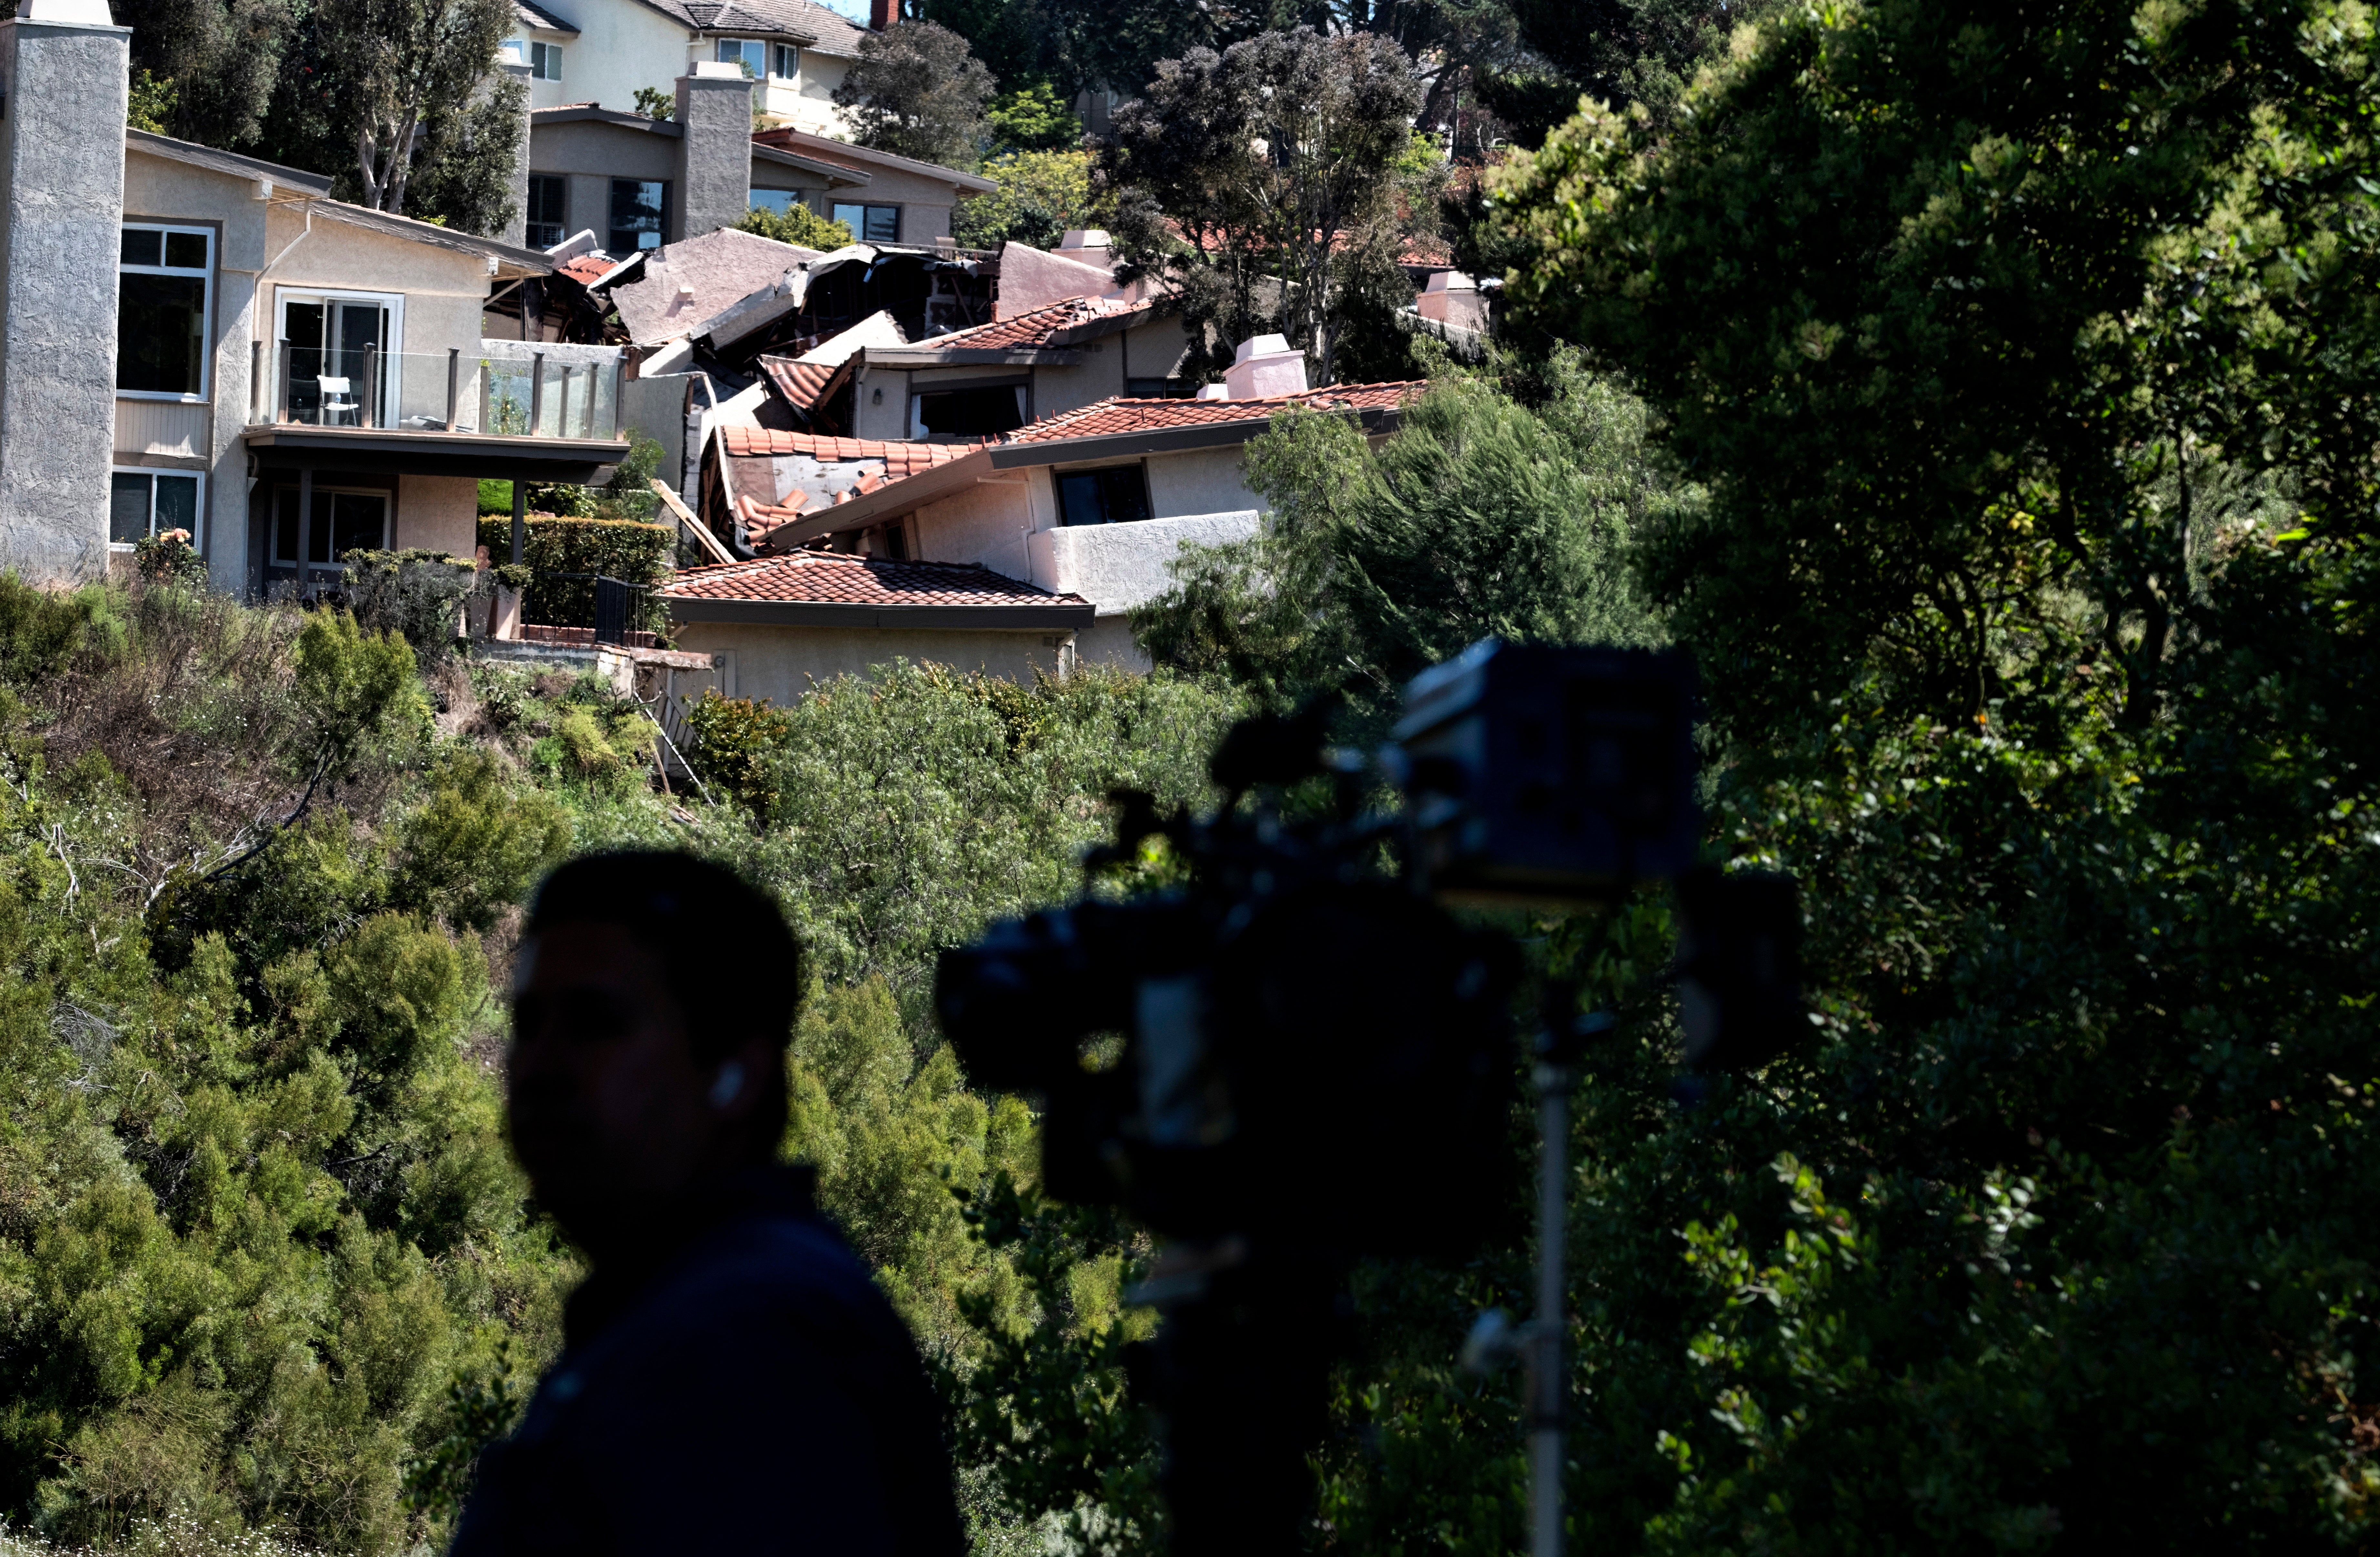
{"left": 864, "top": 347, "right": 1083, "bottom": 368}
{"left": 992, "top": 405, "right": 1406, "bottom": 467}
{"left": 666, "top": 595, "right": 1094, "bottom": 629}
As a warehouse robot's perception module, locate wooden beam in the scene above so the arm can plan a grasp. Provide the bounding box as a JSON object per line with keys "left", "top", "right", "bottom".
{"left": 652, "top": 478, "right": 735, "bottom": 566}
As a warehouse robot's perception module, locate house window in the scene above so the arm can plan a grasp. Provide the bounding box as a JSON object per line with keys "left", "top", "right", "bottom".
{"left": 1055, "top": 464, "right": 1152, "bottom": 527}
{"left": 772, "top": 43, "right": 799, "bottom": 79}
{"left": 117, "top": 224, "right": 212, "bottom": 400}
{"left": 830, "top": 203, "right": 900, "bottom": 243}
{"left": 272, "top": 487, "right": 390, "bottom": 568}
{"left": 750, "top": 190, "right": 799, "bottom": 217}
{"left": 530, "top": 40, "right": 563, "bottom": 79}
{"left": 108, "top": 468, "right": 203, "bottom": 550}
{"left": 610, "top": 179, "right": 666, "bottom": 253}
{"left": 276, "top": 290, "right": 401, "bottom": 426}
{"left": 526, "top": 175, "right": 568, "bottom": 249}
{"left": 715, "top": 37, "right": 764, "bottom": 77}
{"left": 917, "top": 384, "right": 1025, "bottom": 438}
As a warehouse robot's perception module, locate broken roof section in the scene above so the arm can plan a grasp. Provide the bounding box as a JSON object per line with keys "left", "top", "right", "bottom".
{"left": 608, "top": 227, "right": 825, "bottom": 347}
{"left": 995, "top": 239, "right": 1136, "bottom": 320}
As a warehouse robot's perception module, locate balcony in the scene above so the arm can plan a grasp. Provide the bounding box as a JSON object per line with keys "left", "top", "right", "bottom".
{"left": 243, "top": 342, "right": 632, "bottom": 485}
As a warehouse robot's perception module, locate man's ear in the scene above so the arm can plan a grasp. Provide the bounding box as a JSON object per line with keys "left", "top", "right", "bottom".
{"left": 707, "top": 1035, "right": 779, "bottom": 1120}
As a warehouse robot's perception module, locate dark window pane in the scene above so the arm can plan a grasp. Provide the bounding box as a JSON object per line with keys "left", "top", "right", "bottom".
{"left": 274, "top": 488, "right": 300, "bottom": 563}
{"left": 119, "top": 228, "right": 160, "bottom": 266}
{"left": 862, "top": 205, "right": 899, "bottom": 243}
{"left": 116, "top": 272, "right": 207, "bottom": 394}
{"left": 529, "top": 175, "right": 566, "bottom": 225}
{"left": 1097, "top": 466, "right": 1150, "bottom": 524}
{"left": 110, "top": 473, "right": 151, "bottom": 545}
{"left": 918, "top": 385, "right": 1024, "bottom": 437}
{"left": 164, "top": 231, "right": 208, "bottom": 269}
{"left": 331, "top": 492, "right": 386, "bottom": 558}
{"left": 1057, "top": 471, "right": 1107, "bottom": 526}
{"left": 154, "top": 474, "right": 199, "bottom": 537}
{"left": 610, "top": 179, "right": 665, "bottom": 253}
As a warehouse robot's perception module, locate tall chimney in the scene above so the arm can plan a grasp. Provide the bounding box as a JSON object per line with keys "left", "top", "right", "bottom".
{"left": 673, "top": 62, "right": 755, "bottom": 244}
{"left": 499, "top": 56, "right": 533, "bottom": 248}
{"left": 0, "top": 0, "right": 130, "bottom": 584}
{"left": 870, "top": 0, "right": 893, "bottom": 29}
{"left": 1222, "top": 334, "right": 1307, "bottom": 400}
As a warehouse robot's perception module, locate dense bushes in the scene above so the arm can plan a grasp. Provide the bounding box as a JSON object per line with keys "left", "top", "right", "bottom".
{"left": 0, "top": 564, "right": 1246, "bottom": 1554}
{"left": 471, "top": 515, "right": 670, "bottom": 636}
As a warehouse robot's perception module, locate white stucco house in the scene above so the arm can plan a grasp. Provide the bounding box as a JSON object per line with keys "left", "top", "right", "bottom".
{"left": 504, "top": 0, "right": 869, "bottom": 139}
{"left": 659, "top": 340, "right": 1423, "bottom": 701}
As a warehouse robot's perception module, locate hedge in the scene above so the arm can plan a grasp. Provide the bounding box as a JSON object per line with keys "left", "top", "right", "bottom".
{"left": 476, "top": 513, "right": 671, "bottom": 635}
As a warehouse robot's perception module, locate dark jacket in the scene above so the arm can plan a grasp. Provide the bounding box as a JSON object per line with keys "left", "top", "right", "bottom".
{"left": 449, "top": 1166, "right": 965, "bottom": 1556}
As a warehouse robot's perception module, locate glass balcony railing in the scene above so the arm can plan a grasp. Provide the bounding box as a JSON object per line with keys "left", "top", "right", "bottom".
{"left": 261, "top": 344, "right": 623, "bottom": 441}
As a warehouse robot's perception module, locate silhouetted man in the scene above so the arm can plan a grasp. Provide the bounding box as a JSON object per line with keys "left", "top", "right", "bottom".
{"left": 451, "top": 851, "right": 964, "bottom": 1557}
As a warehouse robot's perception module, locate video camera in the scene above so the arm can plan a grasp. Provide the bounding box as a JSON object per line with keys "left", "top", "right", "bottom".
{"left": 933, "top": 640, "right": 1800, "bottom": 1552}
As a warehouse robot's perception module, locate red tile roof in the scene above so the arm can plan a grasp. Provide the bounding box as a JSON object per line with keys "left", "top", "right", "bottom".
{"left": 1003, "top": 380, "right": 1426, "bottom": 444}
{"left": 756, "top": 355, "right": 841, "bottom": 411}
{"left": 658, "top": 552, "right": 1087, "bottom": 608}
{"left": 557, "top": 253, "right": 615, "bottom": 286}
{"left": 720, "top": 426, "right": 985, "bottom": 476}
{"left": 921, "top": 295, "right": 1152, "bottom": 352}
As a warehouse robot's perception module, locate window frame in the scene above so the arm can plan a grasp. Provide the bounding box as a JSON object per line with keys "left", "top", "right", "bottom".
{"left": 830, "top": 202, "right": 900, "bottom": 244}
{"left": 608, "top": 179, "right": 669, "bottom": 254}
{"left": 530, "top": 40, "right": 563, "bottom": 80}
{"left": 108, "top": 466, "right": 206, "bottom": 553}
{"left": 715, "top": 37, "right": 764, "bottom": 77}
{"left": 771, "top": 42, "right": 799, "bottom": 79}
{"left": 268, "top": 483, "right": 392, "bottom": 569}
{"left": 1052, "top": 462, "right": 1153, "bottom": 528}
{"left": 117, "top": 222, "right": 215, "bottom": 404}
{"left": 272, "top": 288, "right": 406, "bottom": 425}
{"left": 525, "top": 174, "right": 568, "bottom": 249}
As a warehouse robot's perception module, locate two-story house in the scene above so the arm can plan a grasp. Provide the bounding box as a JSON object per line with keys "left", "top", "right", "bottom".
{"left": 0, "top": 0, "right": 628, "bottom": 592}
{"left": 504, "top": 0, "right": 867, "bottom": 139}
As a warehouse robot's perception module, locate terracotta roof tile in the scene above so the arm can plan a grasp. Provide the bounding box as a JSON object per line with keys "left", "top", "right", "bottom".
{"left": 756, "top": 355, "right": 840, "bottom": 410}
{"left": 658, "top": 552, "right": 1088, "bottom": 608}
{"left": 1003, "top": 380, "right": 1425, "bottom": 444}
{"left": 557, "top": 253, "right": 615, "bottom": 286}
{"left": 720, "top": 426, "right": 984, "bottom": 477}
{"left": 921, "top": 295, "right": 1152, "bottom": 352}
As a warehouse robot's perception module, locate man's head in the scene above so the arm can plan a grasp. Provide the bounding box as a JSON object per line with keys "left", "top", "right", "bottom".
{"left": 507, "top": 851, "right": 799, "bottom": 1261}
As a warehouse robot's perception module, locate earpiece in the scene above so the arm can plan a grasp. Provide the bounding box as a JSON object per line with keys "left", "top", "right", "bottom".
{"left": 709, "top": 1060, "right": 745, "bottom": 1109}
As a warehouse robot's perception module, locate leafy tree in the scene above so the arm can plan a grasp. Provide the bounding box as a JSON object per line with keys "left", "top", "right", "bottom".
{"left": 1138, "top": 349, "right": 1665, "bottom": 717}
{"left": 952, "top": 149, "right": 1097, "bottom": 251}
{"left": 115, "top": 0, "right": 294, "bottom": 148}
{"left": 631, "top": 86, "right": 674, "bottom": 121}
{"left": 278, "top": 0, "right": 522, "bottom": 225}
{"left": 733, "top": 202, "right": 856, "bottom": 251}
{"left": 1102, "top": 28, "right": 1425, "bottom": 386}
{"left": 985, "top": 80, "right": 1081, "bottom": 151}
{"left": 832, "top": 20, "right": 998, "bottom": 172}
{"left": 911, "top": 0, "right": 1256, "bottom": 106}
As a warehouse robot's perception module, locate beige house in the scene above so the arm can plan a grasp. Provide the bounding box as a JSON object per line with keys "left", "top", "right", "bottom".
{"left": 116, "top": 132, "right": 626, "bottom": 597}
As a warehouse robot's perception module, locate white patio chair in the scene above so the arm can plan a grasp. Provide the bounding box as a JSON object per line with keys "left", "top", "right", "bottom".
{"left": 319, "top": 375, "right": 359, "bottom": 426}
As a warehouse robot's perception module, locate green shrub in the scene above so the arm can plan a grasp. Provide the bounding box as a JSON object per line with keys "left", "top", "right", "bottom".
{"left": 734, "top": 203, "right": 854, "bottom": 251}
{"left": 130, "top": 531, "right": 207, "bottom": 591}
{"left": 681, "top": 691, "right": 791, "bottom": 821}
{"left": 338, "top": 549, "right": 476, "bottom": 666}
{"left": 470, "top": 515, "right": 670, "bottom": 635}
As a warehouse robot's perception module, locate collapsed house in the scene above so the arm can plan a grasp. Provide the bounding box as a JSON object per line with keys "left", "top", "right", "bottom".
{"left": 654, "top": 336, "right": 1423, "bottom": 698}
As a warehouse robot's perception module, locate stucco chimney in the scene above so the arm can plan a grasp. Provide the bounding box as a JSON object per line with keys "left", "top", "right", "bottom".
{"left": 1222, "top": 333, "right": 1306, "bottom": 400}
{"left": 499, "top": 56, "right": 533, "bottom": 248}
{"left": 0, "top": 0, "right": 129, "bottom": 584}
{"left": 673, "top": 62, "right": 754, "bottom": 244}
{"left": 1055, "top": 227, "right": 1111, "bottom": 269}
